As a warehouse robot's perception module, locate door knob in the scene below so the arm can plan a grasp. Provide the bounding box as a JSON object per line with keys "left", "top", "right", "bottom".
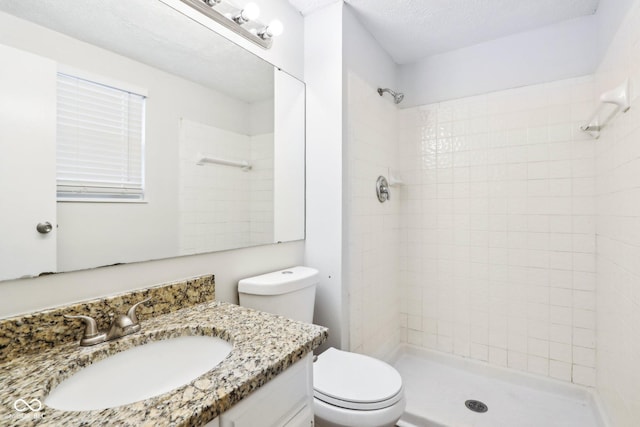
{"left": 36, "top": 222, "right": 53, "bottom": 234}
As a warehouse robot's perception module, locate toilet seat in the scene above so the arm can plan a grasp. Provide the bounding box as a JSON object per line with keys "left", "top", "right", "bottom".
{"left": 313, "top": 348, "right": 404, "bottom": 411}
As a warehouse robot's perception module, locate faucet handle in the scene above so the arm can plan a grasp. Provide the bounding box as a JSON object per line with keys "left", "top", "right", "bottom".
{"left": 64, "top": 314, "right": 100, "bottom": 337}
{"left": 64, "top": 314, "right": 107, "bottom": 346}
{"left": 126, "top": 297, "right": 151, "bottom": 324}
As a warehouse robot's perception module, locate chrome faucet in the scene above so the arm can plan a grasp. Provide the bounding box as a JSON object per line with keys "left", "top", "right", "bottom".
{"left": 65, "top": 298, "right": 150, "bottom": 346}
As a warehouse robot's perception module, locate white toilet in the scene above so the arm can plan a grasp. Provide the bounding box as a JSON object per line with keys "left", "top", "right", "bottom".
{"left": 238, "top": 266, "right": 406, "bottom": 427}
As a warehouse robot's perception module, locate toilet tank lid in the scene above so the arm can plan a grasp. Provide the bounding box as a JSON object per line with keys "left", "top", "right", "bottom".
{"left": 238, "top": 266, "right": 319, "bottom": 295}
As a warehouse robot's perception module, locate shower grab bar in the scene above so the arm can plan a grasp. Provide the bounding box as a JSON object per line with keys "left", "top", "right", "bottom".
{"left": 196, "top": 154, "right": 252, "bottom": 171}
{"left": 580, "top": 79, "right": 631, "bottom": 139}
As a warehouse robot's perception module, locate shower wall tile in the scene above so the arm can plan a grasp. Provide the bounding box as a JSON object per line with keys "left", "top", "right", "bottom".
{"left": 249, "top": 133, "right": 274, "bottom": 245}
{"left": 346, "top": 72, "right": 401, "bottom": 360}
{"left": 594, "top": 2, "right": 640, "bottom": 426}
{"left": 178, "top": 121, "right": 274, "bottom": 254}
{"left": 398, "top": 75, "right": 597, "bottom": 387}
{"left": 179, "top": 119, "right": 252, "bottom": 254}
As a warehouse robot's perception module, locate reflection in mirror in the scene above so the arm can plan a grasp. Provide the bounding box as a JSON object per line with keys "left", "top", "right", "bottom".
{"left": 0, "top": 0, "right": 305, "bottom": 282}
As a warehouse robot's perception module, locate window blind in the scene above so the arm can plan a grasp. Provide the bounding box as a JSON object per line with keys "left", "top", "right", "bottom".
{"left": 56, "top": 72, "right": 146, "bottom": 200}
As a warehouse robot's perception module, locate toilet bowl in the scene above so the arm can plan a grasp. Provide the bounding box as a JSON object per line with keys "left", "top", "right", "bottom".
{"left": 238, "top": 266, "right": 406, "bottom": 427}
{"left": 313, "top": 347, "right": 405, "bottom": 427}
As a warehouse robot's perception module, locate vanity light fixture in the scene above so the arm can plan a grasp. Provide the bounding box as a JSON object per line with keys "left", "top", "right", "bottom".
{"left": 180, "top": 0, "right": 283, "bottom": 49}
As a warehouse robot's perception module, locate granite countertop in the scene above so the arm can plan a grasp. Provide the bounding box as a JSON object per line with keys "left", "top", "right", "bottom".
{"left": 0, "top": 301, "right": 328, "bottom": 427}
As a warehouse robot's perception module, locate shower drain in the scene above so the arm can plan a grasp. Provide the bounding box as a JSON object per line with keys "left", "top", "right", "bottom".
{"left": 465, "top": 399, "right": 488, "bottom": 413}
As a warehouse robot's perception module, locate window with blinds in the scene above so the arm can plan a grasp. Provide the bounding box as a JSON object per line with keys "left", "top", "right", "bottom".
{"left": 56, "top": 72, "right": 146, "bottom": 201}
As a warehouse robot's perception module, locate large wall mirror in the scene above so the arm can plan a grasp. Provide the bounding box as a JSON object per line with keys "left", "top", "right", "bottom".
{"left": 0, "top": 0, "right": 305, "bottom": 282}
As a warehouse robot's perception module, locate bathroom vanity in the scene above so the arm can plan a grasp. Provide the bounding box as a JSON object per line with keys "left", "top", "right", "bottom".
{"left": 0, "top": 276, "right": 327, "bottom": 426}
{"left": 209, "top": 354, "right": 314, "bottom": 427}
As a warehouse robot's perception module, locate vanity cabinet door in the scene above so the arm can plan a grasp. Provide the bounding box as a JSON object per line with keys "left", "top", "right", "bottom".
{"left": 219, "top": 355, "right": 313, "bottom": 427}
{"left": 282, "top": 405, "right": 313, "bottom": 427}
{"left": 0, "top": 43, "right": 57, "bottom": 280}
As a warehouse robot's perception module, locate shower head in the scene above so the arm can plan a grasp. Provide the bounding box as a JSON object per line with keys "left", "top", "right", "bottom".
{"left": 377, "top": 87, "right": 404, "bottom": 104}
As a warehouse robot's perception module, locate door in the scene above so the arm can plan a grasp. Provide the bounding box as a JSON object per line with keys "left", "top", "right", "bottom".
{"left": 0, "top": 43, "right": 57, "bottom": 280}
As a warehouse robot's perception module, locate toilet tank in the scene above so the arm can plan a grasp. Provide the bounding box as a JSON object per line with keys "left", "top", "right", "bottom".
{"left": 238, "top": 266, "right": 318, "bottom": 323}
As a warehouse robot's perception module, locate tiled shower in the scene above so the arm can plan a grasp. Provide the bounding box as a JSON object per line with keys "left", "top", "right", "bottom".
{"left": 346, "top": 71, "right": 401, "bottom": 360}
{"left": 345, "top": 1, "right": 640, "bottom": 425}
{"left": 398, "top": 75, "right": 597, "bottom": 386}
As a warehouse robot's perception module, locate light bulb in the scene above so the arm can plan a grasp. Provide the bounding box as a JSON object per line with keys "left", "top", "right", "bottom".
{"left": 242, "top": 2, "right": 260, "bottom": 21}
{"left": 259, "top": 19, "right": 283, "bottom": 39}
{"left": 233, "top": 2, "right": 260, "bottom": 24}
{"left": 267, "top": 19, "right": 283, "bottom": 37}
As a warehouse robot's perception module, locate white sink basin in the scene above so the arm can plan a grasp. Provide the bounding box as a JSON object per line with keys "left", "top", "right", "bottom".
{"left": 45, "top": 335, "right": 233, "bottom": 411}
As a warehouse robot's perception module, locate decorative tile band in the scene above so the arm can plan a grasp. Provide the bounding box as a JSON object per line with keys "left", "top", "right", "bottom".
{"left": 0, "top": 275, "right": 214, "bottom": 363}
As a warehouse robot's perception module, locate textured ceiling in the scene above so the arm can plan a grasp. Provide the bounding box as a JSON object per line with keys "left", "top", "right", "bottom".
{"left": 288, "top": 0, "right": 339, "bottom": 15}
{"left": 0, "top": 0, "right": 273, "bottom": 103}
{"left": 291, "top": 0, "right": 600, "bottom": 64}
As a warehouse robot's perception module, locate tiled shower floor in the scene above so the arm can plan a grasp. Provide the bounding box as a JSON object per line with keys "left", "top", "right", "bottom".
{"left": 393, "top": 348, "right": 604, "bottom": 427}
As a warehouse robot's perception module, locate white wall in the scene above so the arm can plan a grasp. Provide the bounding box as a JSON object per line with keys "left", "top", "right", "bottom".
{"left": 304, "top": 2, "right": 345, "bottom": 350}
{"left": 0, "top": 0, "right": 305, "bottom": 319}
{"left": 596, "top": 0, "right": 636, "bottom": 59}
{"left": 249, "top": 96, "right": 275, "bottom": 246}
{"left": 342, "top": 7, "right": 401, "bottom": 360}
{"left": 399, "top": 16, "right": 599, "bottom": 107}
{"left": 273, "top": 70, "right": 305, "bottom": 243}
{"left": 593, "top": 1, "right": 640, "bottom": 425}
{"left": 0, "top": 241, "right": 304, "bottom": 318}
{"left": 249, "top": 98, "right": 275, "bottom": 136}
{"left": 342, "top": 5, "right": 397, "bottom": 91}
{"left": 397, "top": 0, "right": 637, "bottom": 109}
